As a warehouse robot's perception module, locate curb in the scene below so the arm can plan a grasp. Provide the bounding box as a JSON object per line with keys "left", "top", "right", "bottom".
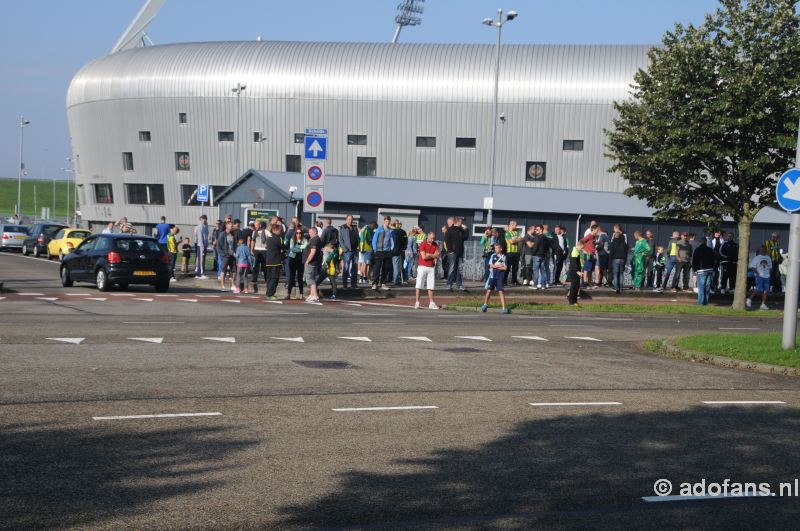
{"left": 649, "top": 339, "right": 800, "bottom": 377}
{"left": 441, "top": 303, "right": 782, "bottom": 320}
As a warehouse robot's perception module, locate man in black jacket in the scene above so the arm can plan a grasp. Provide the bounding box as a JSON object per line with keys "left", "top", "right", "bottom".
{"left": 692, "top": 237, "right": 716, "bottom": 305}
{"left": 719, "top": 232, "right": 738, "bottom": 294}
{"left": 444, "top": 217, "right": 468, "bottom": 291}
{"left": 262, "top": 223, "right": 284, "bottom": 299}
{"left": 392, "top": 221, "right": 408, "bottom": 285}
{"left": 339, "top": 215, "right": 360, "bottom": 289}
{"left": 709, "top": 229, "right": 724, "bottom": 293}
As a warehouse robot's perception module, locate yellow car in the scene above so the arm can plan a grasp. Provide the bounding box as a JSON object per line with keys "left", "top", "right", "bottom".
{"left": 48, "top": 228, "right": 92, "bottom": 261}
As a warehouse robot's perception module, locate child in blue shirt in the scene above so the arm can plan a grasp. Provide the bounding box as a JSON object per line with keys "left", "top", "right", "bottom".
{"left": 235, "top": 238, "right": 252, "bottom": 294}
{"left": 481, "top": 243, "right": 510, "bottom": 314}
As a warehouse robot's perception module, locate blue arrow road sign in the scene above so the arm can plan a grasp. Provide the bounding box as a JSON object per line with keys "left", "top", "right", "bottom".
{"left": 776, "top": 169, "right": 800, "bottom": 212}
{"left": 197, "top": 184, "right": 209, "bottom": 203}
{"left": 304, "top": 136, "right": 327, "bottom": 160}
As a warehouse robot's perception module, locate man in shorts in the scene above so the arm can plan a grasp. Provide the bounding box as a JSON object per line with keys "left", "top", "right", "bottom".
{"left": 303, "top": 227, "right": 323, "bottom": 303}
{"left": 481, "top": 243, "right": 510, "bottom": 314}
{"left": 415, "top": 231, "right": 440, "bottom": 310}
{"left": 747, "top": 246, "right": 773, "bottom": 310}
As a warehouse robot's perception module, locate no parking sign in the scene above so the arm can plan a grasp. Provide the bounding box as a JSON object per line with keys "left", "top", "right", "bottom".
{"left": 304, "top": 160, "right": 325, "bottom": 186}
{"left": 305, "top": 187, "right": 324, "bottom": 213}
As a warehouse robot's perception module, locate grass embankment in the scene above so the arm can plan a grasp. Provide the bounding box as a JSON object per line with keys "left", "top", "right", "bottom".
{"left": 0, "top": 178, "right": 73, "bottom": 218}
{"left": 445, "top": 298, "right": 782, "bottom": 317}
{"left": 659, "top": 333, "right": 800, "bottom": 369}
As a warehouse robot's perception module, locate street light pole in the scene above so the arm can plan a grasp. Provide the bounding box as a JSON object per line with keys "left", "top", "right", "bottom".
{"left": 16, "top": 116, "right": 30, "bottom": 218}
{"left": 232, "top": 83, "right": 246, "bottom": 180}
{"left": 483, "top": 9, "right": 517, "bottom": 229}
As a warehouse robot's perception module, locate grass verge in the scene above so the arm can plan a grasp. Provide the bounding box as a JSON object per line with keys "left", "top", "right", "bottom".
{"left": 445, "top": 298, "right": 782, "bottom": 317}
{"left": 673, "top": 333, "right": 800, "bottom": 369}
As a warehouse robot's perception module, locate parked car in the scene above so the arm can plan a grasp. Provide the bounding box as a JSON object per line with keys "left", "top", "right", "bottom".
{"left": 47, "top": 228, "right": 93, "bottom": 261}
{"left": 60, "top": 234, "right": 171, "bottom": 292}
{"left": 0, "top": 224, "right": 29, "bottom": 251}
{"left": 21, "top": 222, "right": 68, "bottom": 257}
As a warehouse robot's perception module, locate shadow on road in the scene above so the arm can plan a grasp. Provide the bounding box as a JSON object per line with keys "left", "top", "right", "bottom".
{"left": 0, "top": 421, "right": 258, "bottom": 529}
{"left": 278, "top": 406, "right": 800, "bottom": 529}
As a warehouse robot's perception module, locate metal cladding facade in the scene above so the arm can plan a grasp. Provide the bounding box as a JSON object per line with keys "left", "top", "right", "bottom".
{"left": 67, "top": 40, "right": 651, "bottom": 228}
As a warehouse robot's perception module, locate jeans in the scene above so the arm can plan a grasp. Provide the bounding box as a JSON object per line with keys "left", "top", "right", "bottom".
{"left": 446, "top": 253, "right": 463, "bottom": 289}
{"left": 663, "top": 256, "right": 678, "bottom": 288}
{"left": 341, "top": 251, "right": 358, "bottom": 288}
{"left": 611, "top": 258, "right": 626, "bottom": 290}
{"left": 168, "top": 252, "right": 177, "bottom": 278}
{"left": 672, "top": 261, "right": 691, "bottom": 289}
{"left": 392, "top": 255, "right": 403, "bottom": 284}
{"left": 532, "top": 256, "right": 546, "bottom": 286}
{"left": 543, "top": 256, "right": 551, "bottom": 285}
{"left": 697, "top": 270, "right": 713, "bottom": 305}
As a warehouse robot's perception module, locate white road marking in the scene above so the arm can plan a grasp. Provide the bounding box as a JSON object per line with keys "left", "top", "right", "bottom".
{"left": 93, "top": 412, "right": 223, "bottom": 421}
{"left": 84, "top": 297, "right": 107, "bottom": 301}
{"left": 124, "top": 321, "right": 184, "bottom": 324}
{"left": 643, "top": 493, "right": 769, "bottom": 503}
{"left": 64, "top": 293, "right": 92, "bottom": 296}
{"left": 47, "top": 337, "right": 85, "bottom": 345}
{"left": 718, "top": 327, "right": 760, "bottom": 330}
{"left": 128, "top": 337, "right": 164, "bottom": 344}
{"left": 271, "top": 337, "right": 305, "bottom": 342}
{"left": 36, "top": 297, "right": 58, "bottom": 301}
{"left": 133, "top": 298, "right": 154, "bottom": 302}
{"left": 306, "top": 301, "right": 323, "bottom": 306}
{"left": 586, "top": 317, "right": 634, "bottom": 321}
{"left": 338, "top": 336, "right": 372, "bottom": 342}
{"left": 455, "top": 336, "right": 492, "bottom": 342}
{"left": 110, "top": 294, "right": 135, "bottom": 297}
{"left": 702, "top": 401, "right": 785, "bottom": 405}
{"left": 529, "top": 402, "right": 622, "bottom": 407}
{"left": 197, "top": 294, "right": 220, "bottom": 298}
{"left": 351, "top": 312, "right": 397, "bottom": 316}
{"left": 399, "top": 336, "right": 432, "bottom": 342}
{"left": 17, "top": 292, "right": 44, "bottom": 296}
{"left": 332, "top": 406, "right": 438, "bottom": 412}
{"left": 0, "top": 297, "right": 5, "bottom": 301}
{"left": 512, "top": 336, "right": 549, "bottom": 341}
{"left": 343, "top": 303, "right": 362, "bottom": 307}
{"left": 357, "top": 301, "right": 407, "bottom": 308}
{"left": 154, "top": 294, "right": 177, "bottom": 297}
{"left": 566, "top": 336, "right": 603, "bottom": 341}
{"left": 264, "top": 300, "right": 283, "bottom": 304}
{"left": 177, "top": 298, "right": 198, "bottom": 302}
{"left": 351, "top": 321, "right": 400, "bottom": 325}
{"left": 202, "top": 337, "right": 236, "bottom": 343}
{"left": 222, "top": 299, "right": 241, "bottom": 303}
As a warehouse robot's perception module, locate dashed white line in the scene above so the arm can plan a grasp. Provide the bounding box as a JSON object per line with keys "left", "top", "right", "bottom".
{"left": 202, "top": 337, "right": 236, "bottom": 343}
{"left": 123, "top": 321, "right": 184, "bottom": 324}
{"left": 512, "top": 336, "right": 549, "bottom": 341}
{"left": 718, "top": 327, "right": 760, "bottom": 331}
{"left": 222, "top": 299, "right": 241, "bottom": 303}
{"left": 264, "top": 300, "right": 283, "bottom": 304}
{"left": 702, "top": 401, "right": 785, "bottom": 405}
{"left": 197, "top": 294, "right": 220, "bottom": 298}
{"left": 529, "top": 402, "right": 622, "bottom": 407}
{"left": 565, "top": 336, "right": 603, "bottom": 342}
{"left": 17, "top": 292, "right": 44, "bottom": 296}
{"left": 84, "top": 297, "right": 107, "bottom": 301}
{"left": 47, "top": 337, "right": 85, "bottom": 345}
{"left": 338, "top": 336, "right": 372, "bottom": 342}
{"left": 177, "top": 298, "right": 198, "bottom": 302}
{"left": 399, "top": 336, "right": 432, "bottom": 342}
{"left": 154, "top": 294, "right": 177, "bottom": 297}
{"left": 36, "top": 297, "right": 58, "bottom": 301}
{"left": 110, "top": 293, "right": 135, "bottom": 297}
{"left": 64, "top": 293, "right": 93, "bottom": 296}
{"left": 271, "top": 337, "right": 304, "bottom": 342}
{"left": 332, "top": 406, "right": 438, "bottom": 412}
{"left": 455, "top": 336, "right": 492, "bottom": 342}
{"left": 128, "top": 337, "right": 164, "bottom": 344}
{"left": 93, "top": 412, "right": 222, "bottom": 421}
{"left": 133, "top": 298, "right": 154, "bottom": 302}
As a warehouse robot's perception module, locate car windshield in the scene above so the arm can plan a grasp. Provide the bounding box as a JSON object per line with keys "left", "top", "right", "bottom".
{"left": 68, "top": 231, "right": 91, "bottom": 239}
{"left": 42, "top": 226, "right": 64, "bottom": 237}
{"left": 3, "top": 225, "right": 27, "bottom": 233}
{"left": 114, "top": 239, "right": 160, "bottom": 253}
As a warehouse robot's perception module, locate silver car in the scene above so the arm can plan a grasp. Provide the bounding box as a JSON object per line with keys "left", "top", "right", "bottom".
{"left": 0, "top": 224, "right": 29, "bottom": 251}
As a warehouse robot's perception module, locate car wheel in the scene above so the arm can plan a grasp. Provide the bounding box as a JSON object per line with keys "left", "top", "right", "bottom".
{"left": 154, "top": 280, "right": 170, "bottom": 293}
{"left": 96, "top": 269, "right": 110, "bottom": 292}
{"left": 22, "top": 244, "right": 29, "bottom": 256}
{"left": 33, "top": 245, "right": 40, "bottom": 258}
{"left": 61, "top": 267, "right": 73, "bottom": 287}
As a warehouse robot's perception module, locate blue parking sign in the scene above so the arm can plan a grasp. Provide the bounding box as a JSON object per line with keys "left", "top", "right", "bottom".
{"left": 197, "top": 184, "right": 209, "bottom": 203}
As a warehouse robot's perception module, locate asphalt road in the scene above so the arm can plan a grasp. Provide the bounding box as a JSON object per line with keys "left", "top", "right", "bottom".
{"left": 2, "top": 251, "right": 800, "bottom": 530}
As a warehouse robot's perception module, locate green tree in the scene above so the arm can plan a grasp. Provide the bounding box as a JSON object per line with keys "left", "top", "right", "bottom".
{"left": 606, "top": 0, "right": 800, "bottom": 309}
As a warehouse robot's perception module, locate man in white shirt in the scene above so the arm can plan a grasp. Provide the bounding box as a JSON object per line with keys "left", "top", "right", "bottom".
{"left": 747, "top": 246, "right": 772, "bottom": 310}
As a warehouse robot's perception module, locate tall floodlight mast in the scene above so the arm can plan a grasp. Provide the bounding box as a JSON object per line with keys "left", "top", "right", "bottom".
{"left": 111, "top": 0, "right": 167, "bottom": 54}
{"left": 392, "top": 0, "right": 425, "bottom": 43}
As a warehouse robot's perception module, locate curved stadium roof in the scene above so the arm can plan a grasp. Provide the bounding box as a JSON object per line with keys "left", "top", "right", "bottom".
{"left": 68, "top": 41, "right": 650, "bottom": 108}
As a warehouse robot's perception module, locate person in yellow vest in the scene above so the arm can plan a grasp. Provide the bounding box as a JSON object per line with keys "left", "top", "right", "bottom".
{"left": 504, "top": 219, "right": 524, "bottom": 285}
{"left": 661, "top": 231, "right": 680, "bottom": 290}
{"left": 764, "top": 232, "right": 782, "bottom": 293}
{"left": 567, "top": 239, "right": 585, "bottom": 305}
{"left": 167, "top": 225, "right": 179, "bottom": 281}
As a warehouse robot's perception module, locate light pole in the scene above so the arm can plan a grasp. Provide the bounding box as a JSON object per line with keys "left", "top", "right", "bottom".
{"left": 482, "top": 9, "right": 517, "bottom": 229}
{"left": 232, "top": 83, "right": 246, "bottom": 180}
{"left": 16, "top": 116, "right": 30, "bottom": 218}
{"left": 61, "top": 159, "right": 74, "bottom": 225}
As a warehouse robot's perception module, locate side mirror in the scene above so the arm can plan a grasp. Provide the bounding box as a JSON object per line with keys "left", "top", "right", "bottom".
{"left": 73, "top": 249, "right": 82, "bottom": 255}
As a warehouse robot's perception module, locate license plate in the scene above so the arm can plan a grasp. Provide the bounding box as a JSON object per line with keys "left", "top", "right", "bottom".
{"left": 15, "top": 235, "right": 24, "bottom": 240}
{"left": 133, "top": 270, "right": 156, "bottom": 276}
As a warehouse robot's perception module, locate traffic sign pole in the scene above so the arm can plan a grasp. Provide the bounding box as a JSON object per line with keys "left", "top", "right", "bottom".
{"left": 782, "top": 213, "right": 800, "bottom": 349}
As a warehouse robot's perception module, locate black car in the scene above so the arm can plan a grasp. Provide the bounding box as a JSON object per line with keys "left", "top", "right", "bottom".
{"left": 60, "top": 234, "right": 171, "bottom": 292}
{"left": 22, "top": 222, "right": 68, "bottom": 257}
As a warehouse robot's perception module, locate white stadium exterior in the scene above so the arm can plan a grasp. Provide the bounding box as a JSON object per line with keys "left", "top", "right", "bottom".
{"left": 67, "top": 40, "right": 789, "bottom": 239}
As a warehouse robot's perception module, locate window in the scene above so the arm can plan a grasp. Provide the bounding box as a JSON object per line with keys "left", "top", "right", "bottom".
{"left": 178, "top": 112, "right": 187, "bottom": 124}
{"left": 94, "top": 237, "right": 112, "bottom": 252}
{"left": 416, "top": 136, "right": 436, "bottom": 148}
{"left": 139, "top": 131, "right": 151, "bottom": 142}
{"left": 525, "top": 161, "right": 547, "bottom": 182}
{"left": 456, "top": 137, "right": 477, "bottom": 149}
{"left": 77, "top": 237, "right": 97, "bottom": 252}
{"left": 294, "top": 133, "right": 305, "bottom": 143}
{"left": 218, "top": 131, "right": 234, "bottom": 142}
{"left": 122, "top": 152, "right": 134, "bottom": 171}
{"left": 115, "top": 238, "right": 161, "bottom": 252}
{"left": 563, "top": 139, "right": 584, "bottom": 151}
{"left": 347, "top": 134, "right": 367, "bottom": 146}
{"left": 175, "top": 152, "right": 190, "bottom": 171}
{"left": 286, "top": 154, "right": 301, "bottom": 173}
{"left": 125, "top": 183, "right": 165, "bottom": 205}
{"left": 54, "top": 230, "right": 65, "bottom": 240}
{"left": 180, "top": 185, "right": 228, "bottom": 206}
{"left": 253, "top": 131, "right": 263, "bottom": 143}
{"left": 93, "top": 183, "right": 114, "bottom": 204}
{"left": 357, "top": 156, "right": 377, "bottom": 177}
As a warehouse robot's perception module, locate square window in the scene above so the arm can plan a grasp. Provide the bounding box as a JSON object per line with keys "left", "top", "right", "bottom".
{"left": 563, "top": 139, "right": 584, "bottom": 151}
{"left": 294, "top": 133, "right": 305, "bottom": 144}
{"left": 456, "top": 137, "right": 476, "bottom": 148}
{"left": 180, "top": 185, "right": 228, "bottom": 206}
{"left": 253, "top": 131, "right": 263, "bottom": 143}
{"left": 138, "top": 131, "right": 151, "bottom": 142}
{"left": 93, "top": 183, "right": 114, "bottom": 204}
{"left": 286, "top": 154, "right": 301, "bottom": 173}
{"left": 178, "top": 112, "right": 187, "bottom": 124}
{"left": 357, "top": 156, "right": 377, "bottom": 177}
{"left": 347, "top": 134, "right": 367, "bottom": 146}
{"left": 125, "top": 184, "right": 164, "bottom": 205}
{"left": 122, "top": 152, "right": 134, "bottom": 171}
{"left": 218, "top": 131, "right": 234, "bottom": 142}
{"left": 525, "top": 161, "right": 547, "bottom": 182}
{"left": 415, "top": 136, "right": 436, "bottom": 148}
{"left": 175, "top": 152, "right": 190, "bottom": 171}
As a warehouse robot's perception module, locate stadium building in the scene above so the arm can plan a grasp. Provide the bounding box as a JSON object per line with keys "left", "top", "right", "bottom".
{"left": 67, "top": 40, "right": 790, "bottom": 243}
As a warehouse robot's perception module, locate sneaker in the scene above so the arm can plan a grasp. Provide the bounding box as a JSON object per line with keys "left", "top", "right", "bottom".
{"left": 243, "top": 289, "right": 250, "bottom": 294}
{"left": 448, "top": 286, "right": 454, "bottom": 292}
{"left": 283, "top": 294, "right": 292, "bottom": 300}
{"left": 428, "top": 302, "right": 439, "bottom": 310}
{"left": 528, "top": 285, "right": 538, "bottom": 290}
{"left": 252, "top": 285, "right": 258, "bottom": 293}
{"left": 267, "top": 295, "right": 279, "bottom": 301}
{"left": 501, "top": 308, "right": 510, "bottom": 314}
{"left": 371, "top": 283, "right": 379, "bottom": 291}
{"left": 481, "top": 304, "right": 489, "bottom": 312}
{"left": 381, "top": 284, "right": 391, "bottom": 291}
{"left": 458, "top": 286, "right": 467, "bottom": 292}
{"left": 536, "top": 284, "right": 543, "bottom": 290}
{"left": 746, "top": 298, "right": 752, "bottom": 308}
{"left": 522, "top": 280, "right": 529, "bottom": 286}
{"left": 719, "top": 289, "right": 726, "bottom": 295}
{"left": 197, "top": 275, "right": 208, "bottom": 280}
{"left": 327, "top": 295, "right": 337, "bottom": 300}
{"left": 232, "top": 287, "right": 240, "bottom": 294}
{"left": 170, "top": 278, "right": 177, "bottom": 283}
{"left": 760, "top": 304, "right": 768, "bottom": 310}
{"left": 414, "top": 301, "right": 421, "bottom": 309}
{"left": 306, "top": 296, "right": 319, "bottom": 303}
{"left": 544, "top": 284, "right": 550, "bottom": 289}
{"left": 220, "top": 287, "right": 226, "bottom": 292}
{"left": 693, "top": 287, "right": 699, "bottom": 294}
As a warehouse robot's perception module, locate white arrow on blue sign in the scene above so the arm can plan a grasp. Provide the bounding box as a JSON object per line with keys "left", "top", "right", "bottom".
{"left": 197, "top": 184, "right": 209, "bottom": 203}
{"left": 304, "top": 136, "right": 327, "bottom": 160}
{"left": 776, "top": 169, "right": 800, "bottom": 212}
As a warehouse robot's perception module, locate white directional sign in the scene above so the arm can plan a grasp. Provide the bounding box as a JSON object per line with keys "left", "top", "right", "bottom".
{"left": 304, "top": 128, "right": 328, "bottom": 160}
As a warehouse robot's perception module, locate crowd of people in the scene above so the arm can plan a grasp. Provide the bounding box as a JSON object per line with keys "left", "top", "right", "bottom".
{"left": 96, "top": 214, "right": 786, "bottom": 310}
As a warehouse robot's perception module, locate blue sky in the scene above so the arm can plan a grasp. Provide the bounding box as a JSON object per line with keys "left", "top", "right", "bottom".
{"left": 0, "top": 0, "right": 721, "bottom": 179}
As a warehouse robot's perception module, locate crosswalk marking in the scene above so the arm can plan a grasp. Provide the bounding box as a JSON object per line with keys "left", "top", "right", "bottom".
{"left": 202, "top": 337, "right": 236, "bottom": 343}
{"left": 455, "top": 336, "right": 492, "bottom": 342}
{"left": 133, "top": 298, "right": 154, "bottom": 302}
{"left": 36, "top": 297, "right": 58, "bottom": 301}
{"left": 128, "top": 337, "right": 164, "bottom": 344}
{"left": 512, "top": 336, "right": 548, "bottom": 341}
{"left": 271, "top": 337, "right": 304, "bottom": 343}
{"left": 399, "top": 336, "right": 432, "bottom": 342}
{"left": 177, "top": 298, "right": 198, "bottom": 302}
{"left": 338, "top": 336, "right": 372, "bottom": 342}
{"left": 84, "top": 297, "right": 107, "bottom": 301}
{"left": 565, "top": 336, "right": 603, "bottom": 342}
{"left": 47, "top": 337, "right": 85, "bottom": 344}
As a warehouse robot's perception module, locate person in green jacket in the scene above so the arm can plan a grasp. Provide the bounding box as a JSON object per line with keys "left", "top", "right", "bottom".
{"left": 632, "top": 230, "right": 651, "bottom": 290}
